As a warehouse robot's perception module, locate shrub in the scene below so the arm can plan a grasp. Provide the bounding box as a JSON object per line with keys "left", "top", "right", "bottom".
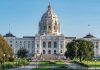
{"left": 26, "top": 58, "right": 32, "bottom": 62}
{"left": 17, "top": 60, "right": 29, "bottom": 66}
{"left": 4, "top": 64, "right": 16, "bottom": 69}
{"left": 9, "top": 57, "right": 15, "bottom": 62}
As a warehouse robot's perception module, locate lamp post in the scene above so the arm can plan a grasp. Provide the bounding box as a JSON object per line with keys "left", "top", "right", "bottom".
{"left": 18, "top": 58, "right": 20, "bottom": 68}
{"left": 8, "top": 55, "right": 10, "bottom": 69}
{"left": 16, "top": 56, "right": 17, "bottom": 68}
{"left": 95, "top": 59, "right": 96, "bottom": 70}
{"left": 3, "top": 54, "right": 5, "bottom": 70}
{"left": 12, "top": 55, "right": 14, "bottom": 65}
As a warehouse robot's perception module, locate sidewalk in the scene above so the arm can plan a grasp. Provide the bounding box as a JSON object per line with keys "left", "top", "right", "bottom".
{"left": 65, "top": 60, "right": 87, "bottom": 69}
{"left": 88, "top": 67, "right": 100, "bottom": 69}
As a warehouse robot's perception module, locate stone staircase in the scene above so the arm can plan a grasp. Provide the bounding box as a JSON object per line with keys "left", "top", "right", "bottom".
{"left": 33, "top": 54, "right": 66, "bottom": 60}
{"left": 41, "top": 54, "right": 57, "bottom": 60}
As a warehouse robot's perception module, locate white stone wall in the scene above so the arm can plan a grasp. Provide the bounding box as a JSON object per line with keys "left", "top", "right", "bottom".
{"left": 4, "top": 37, "right": 35, "bottom": 56}
{"left": 34, "top": 35, "right": 65, "bottom": 55}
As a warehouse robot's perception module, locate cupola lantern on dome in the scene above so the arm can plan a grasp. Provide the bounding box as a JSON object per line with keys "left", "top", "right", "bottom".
{"left": 38, "top": 3, "right": 61, "bottom": 35}
{"left": 48, "top": 2, "right": 51, "bottom": 10}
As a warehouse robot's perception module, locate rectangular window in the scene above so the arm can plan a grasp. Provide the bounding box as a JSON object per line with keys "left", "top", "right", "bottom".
{"left": 43, "top": 42, "right": 46, "bottom": 48}
{"left": 48, "top": 42, "right": 51, "bottom": 48}
{"left": 60, "top": 44, "right": 63, "bottom": 48}
{"left": 28, "top": 44, "right": 30, "bottom": 48}
{"left": 43, "top": 26, "right": 46, "bottom": 30}
{"left": 37, "top": 44, "right": 39, "bottom": 48}
{"left": 54, "top": 42, "right": 57, "bottom": 48}
{"left": 37, "top": 50, "right": 39, "bottom": 53}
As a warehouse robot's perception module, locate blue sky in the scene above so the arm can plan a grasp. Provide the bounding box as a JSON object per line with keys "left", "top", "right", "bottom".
{"left": 0, "top": 0, "right": 100, "bottom": 38}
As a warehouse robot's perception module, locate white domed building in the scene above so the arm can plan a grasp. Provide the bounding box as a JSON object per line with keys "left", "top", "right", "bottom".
{"left": 4, "top": 4, "right": 100, "bottom": 59}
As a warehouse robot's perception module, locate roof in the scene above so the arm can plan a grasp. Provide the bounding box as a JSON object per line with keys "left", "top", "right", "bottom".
{"left": 4, "top": 33, "right": 15, "bottom": 37}
{"left": 83, "top": 33, "right": 95, "bottom": 38}
{"left": 65, "top": 37, "right": 76, "bottom": 39}
{"left": 23, "top": 36, "right": 35, "bottom": 38}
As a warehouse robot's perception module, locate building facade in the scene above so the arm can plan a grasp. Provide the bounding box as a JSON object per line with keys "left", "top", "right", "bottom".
{"left": 4, "top": 4, "right": 100, "bottom": 58}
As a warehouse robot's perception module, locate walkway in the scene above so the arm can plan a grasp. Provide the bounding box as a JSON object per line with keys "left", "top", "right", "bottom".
{"left": 65, "top": 60, "right": 87, "bottom": 69}
{"left": 7, "top": 62, "right": 36, "bottom": 70}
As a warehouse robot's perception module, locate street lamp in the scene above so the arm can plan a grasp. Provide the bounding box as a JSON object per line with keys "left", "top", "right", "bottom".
{"left": 95, "top": 59, "right": 96, "bottom": 70}
{"left": 8, "top": 55, "right": 10, "bottom": 69}
{"left": 12, "top": 55, "right": 14, "bottom": 65}
{"left": 18, "top": 58, "right": 20, "bottom": 68}
{"left": 16, "top": 56, "right": 17, "bottom": 68}
{"left": 3, "top": 54, "right": 5, "bottom": 70}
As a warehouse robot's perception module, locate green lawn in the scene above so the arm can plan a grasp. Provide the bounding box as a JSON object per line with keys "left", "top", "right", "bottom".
{"left": 82, "top": 60, "right": 100, "bottom": 68}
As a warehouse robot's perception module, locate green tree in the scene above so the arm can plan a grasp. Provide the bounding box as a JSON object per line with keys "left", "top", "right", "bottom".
{"left": 65, "top": 39, "right": 94, "bottom": 62}
{"left": 17, "top": 48, "right": 28, "bottom": 58}
{"left": 0, "top": 34, "right": 13, "bottom": 62}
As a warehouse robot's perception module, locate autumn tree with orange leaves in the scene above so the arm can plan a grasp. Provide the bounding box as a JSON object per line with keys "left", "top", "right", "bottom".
{"left": 0, "top": 34, "right": 13, "bottom": 62}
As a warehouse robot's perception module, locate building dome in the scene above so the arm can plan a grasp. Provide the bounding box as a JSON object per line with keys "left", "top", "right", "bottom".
{"left": 38, "top": 3, "right": 60, "bottom": 35}
{"left": 4, "top": 33, "right": 15, "bottom": 37}
{"left": 83, "top": 33, "right": 95, "bottom": 38}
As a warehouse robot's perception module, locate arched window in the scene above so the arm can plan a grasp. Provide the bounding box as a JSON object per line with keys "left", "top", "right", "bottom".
{"left": 49, "top": 26, "right": 51, "bottom": 30}
{"left": 43, "top": 50, "right": 45, "bottom": 54}
{"left": 61, "top": 50, "right": 62, "bottom": 53}
{"left": 43, "top": 41, "right": 46, "bottom": 48}
{"left": 96, "top": 45, "right": 98, "bottom": 49}
{"left": 48, "top": 41, "right": 51, "bottom": 48}
{"left": 54, "top": 42, "right": 57, "bottom": 48}
{"left": 54, "top": 50, "right": 56, "bottom": 54}
{"left": 48, "top": 50, "right": 51, "bottom": 54}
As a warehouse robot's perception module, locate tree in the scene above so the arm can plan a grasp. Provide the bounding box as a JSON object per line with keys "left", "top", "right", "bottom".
{"left": 0, "top": 34, "right": 13, "bottom": 62}
{"left": 65, "top": 39, "right": 94, "bottom": 62}
{"left": 17, "top": 48, "right": 28, "bottom": 58}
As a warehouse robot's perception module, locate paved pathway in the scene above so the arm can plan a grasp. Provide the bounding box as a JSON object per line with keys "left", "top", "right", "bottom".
{"left": 65, "top": 60, "right": 87, "bottom": 69}
{"left": 7, "top": 62, "right": 36, "bottom": 70}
